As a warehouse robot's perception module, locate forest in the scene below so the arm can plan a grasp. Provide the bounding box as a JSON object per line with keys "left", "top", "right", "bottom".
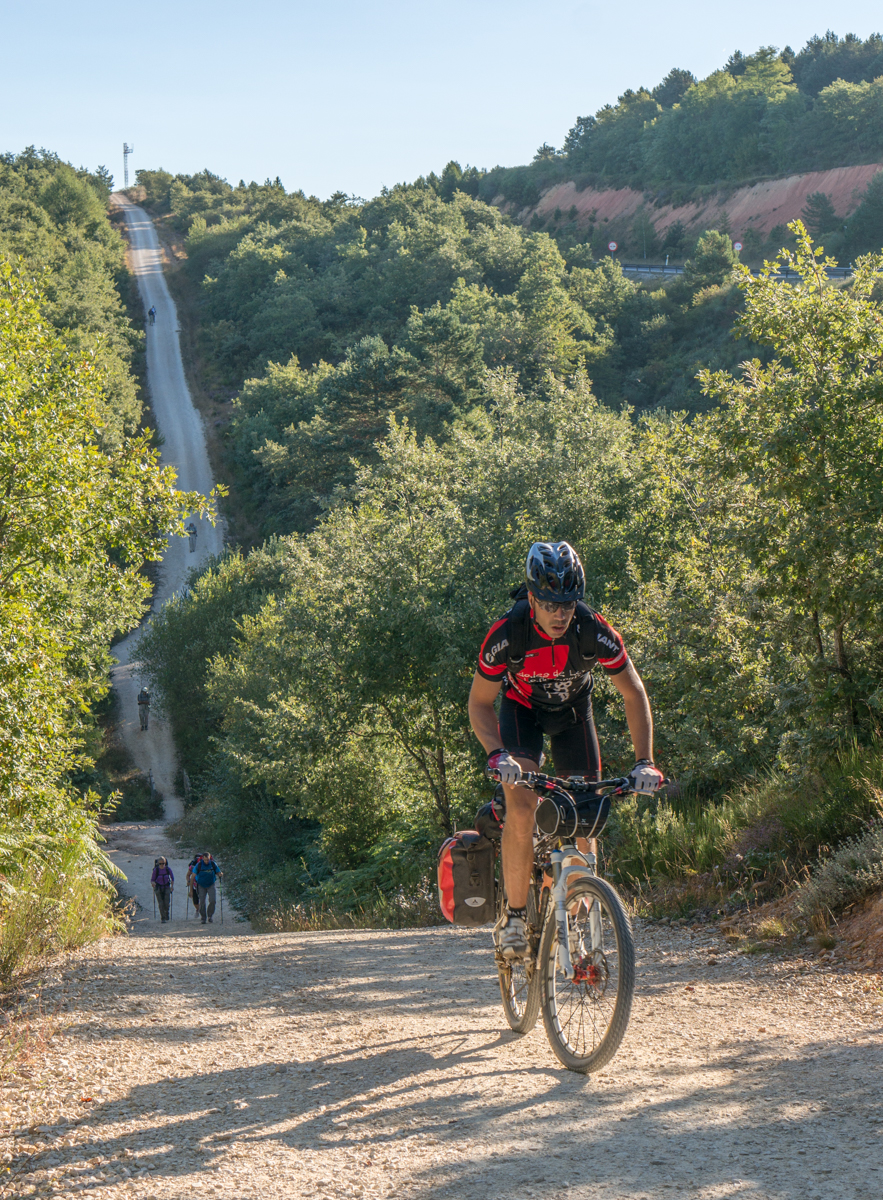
{"left": 482, "top": 32, "right": 883, "bottom": 213}
{"left": 136, "top": 166, "right": 769, "bottom": 537}
{"left": 130, "top": 48, "right": 883, "bottom": 926}
{"left": 0, "top": 149, "right": 204, "bottom": 977}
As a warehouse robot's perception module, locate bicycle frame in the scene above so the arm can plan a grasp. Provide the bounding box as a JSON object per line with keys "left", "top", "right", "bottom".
{"left": 492, "top": 770, "right": 631, "bottom": 979}
{"left": 548, "top": 845, "right": 598, "bottom": 980}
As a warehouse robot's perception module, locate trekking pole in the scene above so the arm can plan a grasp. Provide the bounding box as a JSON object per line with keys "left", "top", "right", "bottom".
{"left": 220, "top": 884, "right": 224, "bottom": 925}
{"left": 152, "top": 888, "right": 156, "bottom": 920}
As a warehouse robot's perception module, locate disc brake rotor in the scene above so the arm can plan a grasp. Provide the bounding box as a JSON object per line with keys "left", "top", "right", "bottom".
{"left": 571, "top": 950, "right": 610, "bottom": 996}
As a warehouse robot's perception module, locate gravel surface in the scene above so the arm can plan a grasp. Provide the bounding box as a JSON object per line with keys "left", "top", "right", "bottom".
{"left": 4, "top": 907, "right": 882, "bottom": 1199}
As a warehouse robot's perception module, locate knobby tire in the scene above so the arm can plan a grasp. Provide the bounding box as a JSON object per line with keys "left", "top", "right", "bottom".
{"left": 539, "top": 875, "right": 635, "bottom": 1073}
{"left": 497, "top": 876, "right": 542, "bottom": 1034}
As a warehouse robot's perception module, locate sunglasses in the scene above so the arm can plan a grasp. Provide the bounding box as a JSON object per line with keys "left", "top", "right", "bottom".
{"left": 532, "top": 598, "right": 577, "bottom": 614}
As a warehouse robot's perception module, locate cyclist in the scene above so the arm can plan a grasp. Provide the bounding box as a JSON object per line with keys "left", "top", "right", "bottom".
{"left": 468, "top": 541, "right": 664, "bottom": 962}
{"left": 148, "top": 305, "right": 157, "bottom": 325}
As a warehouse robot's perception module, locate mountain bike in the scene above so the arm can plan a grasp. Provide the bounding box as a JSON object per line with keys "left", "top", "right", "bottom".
{"left": 483, "top": 770, "right": 636, "bottom": 1073}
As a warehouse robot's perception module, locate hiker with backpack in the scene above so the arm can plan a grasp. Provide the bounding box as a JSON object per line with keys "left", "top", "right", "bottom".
{"left": 468, "top": 541, "right": 664, "bottom": 962}
{"left": 137, "top": 686, "right": 150, "bottom": 731}
{"left": 186, "top": 854, "right": 201, "bottom": 914}
{"left": 191, "top": 852, "right": 222, "bottom": 924}
{"left": 151, "top": 857, "right": 174, "bottom": 922}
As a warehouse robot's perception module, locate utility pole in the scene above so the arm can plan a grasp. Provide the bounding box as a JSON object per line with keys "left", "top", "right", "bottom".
{"left": 123, "top": 143, "right": 134, "bottom": 188}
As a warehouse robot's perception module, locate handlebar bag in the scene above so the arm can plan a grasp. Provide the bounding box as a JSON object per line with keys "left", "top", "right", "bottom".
{"left": 437, "top": 831, "right": 496, "bottom": 926}
{"left": 535, "top": 792, "right": 611, "bottom": 839}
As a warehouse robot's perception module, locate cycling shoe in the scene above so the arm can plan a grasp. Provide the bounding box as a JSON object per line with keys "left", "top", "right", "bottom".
{"left": 494, "top": 911, "right": 530, "bottom": 961}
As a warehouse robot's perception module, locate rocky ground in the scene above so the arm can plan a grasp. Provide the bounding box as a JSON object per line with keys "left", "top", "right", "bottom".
{"left": 3, "top": 873, "right": 882, "bottom": 1200}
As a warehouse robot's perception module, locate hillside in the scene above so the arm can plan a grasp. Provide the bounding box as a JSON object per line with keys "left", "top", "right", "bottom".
{"left": 511, "top": 162, "right": 883, "bottom": 254}
{"left": 474, "top": 31, "right": 883, "bottom": 260}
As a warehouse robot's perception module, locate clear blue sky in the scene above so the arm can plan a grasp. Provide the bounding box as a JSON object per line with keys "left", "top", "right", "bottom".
{"left": 2, "top": 0, "right": 881, "bottom": 199}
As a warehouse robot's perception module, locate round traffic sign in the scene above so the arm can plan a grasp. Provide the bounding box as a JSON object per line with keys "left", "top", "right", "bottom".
{"left": 608, "top": 241, "right": 618, "bottom": 252}
{"left": 733, "top": 241, "right": 743, "bottom": 252}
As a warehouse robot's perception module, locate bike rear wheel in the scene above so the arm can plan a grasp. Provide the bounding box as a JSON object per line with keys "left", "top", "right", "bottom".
{"left": 539, "top": 875, "right": 635, "bottom": 1072}
{"left": 497, "top": 876, "right": 542, "bottom": 1034}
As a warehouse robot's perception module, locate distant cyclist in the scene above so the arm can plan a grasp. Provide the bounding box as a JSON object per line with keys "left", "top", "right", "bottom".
{"left": 148, "top": 305, "right": 157, "bottom": 325}
{"left": 468, "top": 541, "right": 664, "bottom": 962}
{"left": 186, "top": 521, "right": 197, "bottom": 552}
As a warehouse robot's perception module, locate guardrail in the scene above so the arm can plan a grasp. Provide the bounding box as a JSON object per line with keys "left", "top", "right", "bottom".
{"left": 621, "top": 262, "right": 854, "bottom": 279}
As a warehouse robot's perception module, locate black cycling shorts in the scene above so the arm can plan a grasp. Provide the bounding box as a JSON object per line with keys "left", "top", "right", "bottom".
{"left": 499, "top": 694, "right": 601, "bottom": 780}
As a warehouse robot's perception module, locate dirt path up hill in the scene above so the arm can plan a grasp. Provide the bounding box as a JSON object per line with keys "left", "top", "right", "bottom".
{"left": 4, "top": 913, "right": 882, "bottom": 1200}
{"left": 106, "top": 195, "right": 225, "bottom": 822}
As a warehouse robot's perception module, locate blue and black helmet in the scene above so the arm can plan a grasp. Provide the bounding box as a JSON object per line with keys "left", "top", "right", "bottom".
{"left": 525, "top": 541, "right": 585, "bottom": 603}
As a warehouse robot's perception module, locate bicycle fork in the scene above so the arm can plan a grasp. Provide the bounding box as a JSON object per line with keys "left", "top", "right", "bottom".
{"left": 549, "top": 848, "right": 600, "bottom": 980}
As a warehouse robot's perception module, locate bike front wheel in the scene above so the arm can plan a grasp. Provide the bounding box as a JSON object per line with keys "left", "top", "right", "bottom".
{"left": 539, "top": 875, "right": 635, "bottom": 1072}
{"left": 497, "top": 876, "right": 542, "bottom": 1034}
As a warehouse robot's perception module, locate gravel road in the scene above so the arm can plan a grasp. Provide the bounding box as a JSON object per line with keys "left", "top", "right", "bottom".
{"left": 6, "top": 901, "right": 882, "bottom": 1200}
{"left": 106, "top": 195, "right": 224, "bottom": 821}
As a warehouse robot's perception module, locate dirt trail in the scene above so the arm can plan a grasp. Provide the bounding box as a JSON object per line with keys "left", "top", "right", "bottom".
{"left": 6, "top": 907, "right": 883, "bottom": 1200}
{"left": 107, "top": 194, "right": 225, "bottom": 822}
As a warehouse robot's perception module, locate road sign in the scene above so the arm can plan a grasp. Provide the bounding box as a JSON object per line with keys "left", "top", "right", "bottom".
{"left": 608, "top": 241, "right": 618, "bottom": 252}
{"left": 733, "top": 241, "right": 743, "bottom": 252}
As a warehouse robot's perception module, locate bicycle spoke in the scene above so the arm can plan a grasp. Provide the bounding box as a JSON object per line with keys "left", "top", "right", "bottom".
{"left": 497, "top": 878, "right": 542, "bottom": 1034}
{"left": 540, "top": 876, "right": 635, "bottom": 1072}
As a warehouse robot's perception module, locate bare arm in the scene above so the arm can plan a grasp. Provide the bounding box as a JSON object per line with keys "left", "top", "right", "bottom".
{"left": 608, "top": 660, "right": 654, "bottom": 762}
{"left": 468, "top": 672, "right": 504, "bottom": 754}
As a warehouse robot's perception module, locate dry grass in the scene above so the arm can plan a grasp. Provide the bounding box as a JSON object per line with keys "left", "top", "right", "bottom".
{"left": 252, "top": 889, "right": 442, "bottom": 934}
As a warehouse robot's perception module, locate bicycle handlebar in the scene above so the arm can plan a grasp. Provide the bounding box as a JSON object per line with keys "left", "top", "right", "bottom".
{"left": 486, "top": 768, "right": 633, "bottom": 796}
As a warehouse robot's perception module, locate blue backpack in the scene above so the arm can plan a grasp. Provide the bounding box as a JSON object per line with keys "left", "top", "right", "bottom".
{"left": 194, "top": 860, "right": 217, "bottom": 887}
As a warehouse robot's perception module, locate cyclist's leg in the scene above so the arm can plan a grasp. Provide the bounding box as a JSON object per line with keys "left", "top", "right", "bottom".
{"left": 498, "top": 696, "right": 543, "bottom": 908}
{"left": 549, "top": 698, "right": 602, "bottom": 857}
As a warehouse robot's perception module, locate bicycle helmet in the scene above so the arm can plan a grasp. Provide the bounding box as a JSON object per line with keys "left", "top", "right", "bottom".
{"left": 525, "top": 541, "right": 585, "bottom": 603}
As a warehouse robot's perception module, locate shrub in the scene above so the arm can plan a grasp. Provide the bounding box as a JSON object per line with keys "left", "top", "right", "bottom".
{"left": 796, "top": 823, "right": 883, "bottom": 926}
{"left": 0, "top": 832, "right": 120, "bottom": 985}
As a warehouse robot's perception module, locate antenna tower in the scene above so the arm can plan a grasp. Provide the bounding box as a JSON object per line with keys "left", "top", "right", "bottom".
{"left": 123, "top": 143, "right": 134, "bottom": 188}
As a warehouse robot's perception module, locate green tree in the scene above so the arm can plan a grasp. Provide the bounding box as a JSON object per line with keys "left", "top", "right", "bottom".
{"left": 651, "top": 67, "right": 697, "bottom": 108}
{"left": 846, "top": 170, "right": 883, "bottom": 255}
{"left": 691, "top": 225, "right": 883, "bottom": 758}
{"left": 40, "top": 165, "right": 106, "bottom": 232}
{"left": 801, "top": 191, "right": 838, "bottom": 236}
{"left": 683, "top": 230, "right": 738, "bottom": 286}
{"left": 0, "top": 264, "right": 209, "bottom": 826}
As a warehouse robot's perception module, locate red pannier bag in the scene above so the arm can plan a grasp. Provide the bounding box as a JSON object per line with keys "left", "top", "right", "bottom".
{"left": 437, "top": 831, "right": 496, "bottom": 926}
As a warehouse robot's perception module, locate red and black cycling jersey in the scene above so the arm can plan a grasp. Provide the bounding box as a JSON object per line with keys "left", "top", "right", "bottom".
{"left": 477, "top": 606, "right": 628, "bottom": 710}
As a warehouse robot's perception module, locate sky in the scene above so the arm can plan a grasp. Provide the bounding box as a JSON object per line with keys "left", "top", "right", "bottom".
{"left": 2, "top": 0, "right": 882, "bottom": 199}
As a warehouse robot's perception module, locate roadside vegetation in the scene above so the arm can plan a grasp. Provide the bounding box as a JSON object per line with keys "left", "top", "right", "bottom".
{"left": 138, "top": 210, "right": 883, "bottom": 937}
{"left": 0, "top": 149, "right": 207, "bottom": 985}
